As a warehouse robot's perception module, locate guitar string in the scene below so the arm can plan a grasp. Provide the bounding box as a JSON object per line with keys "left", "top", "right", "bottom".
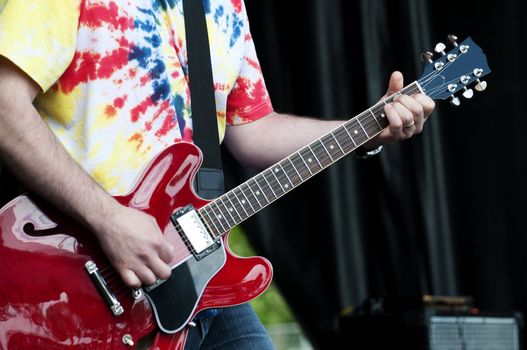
{"left": 91, "top": 50, "right": 471, "bottom": 296}
{"left": 96, "top": 86, "right": 422, "bottom": 288}
{"left": 101, "top": 85, "right": 421, "bottom": 294}
{"left": 199, "top": 84, "right": 422, "bottom": 232}
{"left": 197, "top": 87, "right": 422, "bottom": 233}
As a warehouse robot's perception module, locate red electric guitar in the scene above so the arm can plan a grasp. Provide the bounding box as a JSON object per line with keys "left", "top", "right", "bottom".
{"left": 0, "top": 36, "right": 489, "bottom": 349}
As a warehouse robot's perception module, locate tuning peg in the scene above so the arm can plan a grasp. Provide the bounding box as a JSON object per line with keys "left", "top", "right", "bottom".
{"left": 447, "top": 34, "right": 459, "bottom": 47}
{"left": 475, "top": 79, "right": 487, "bottom": 92}
{"left": 434, "top": 42, "right": 447, "bottom": 56}
{"left": 462, "top": 87, "right": 474, "bottom": 99}
{"left": 450, "top": 95, "right": 461, "bottom": 107}
{"left": 473, "top": 68, "right": 487, "bottom": 92}
{"left": 420, "top": 51, "right": 434, "bottom": 63}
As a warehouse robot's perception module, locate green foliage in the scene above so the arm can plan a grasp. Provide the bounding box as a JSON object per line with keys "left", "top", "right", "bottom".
{"left": 227, "top": 226, "right": 295, "bottom": 325}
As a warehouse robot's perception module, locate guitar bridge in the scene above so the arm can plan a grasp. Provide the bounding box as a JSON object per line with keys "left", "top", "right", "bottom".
{"left": 171, "top": 206, "right": 221, "bottom": 260}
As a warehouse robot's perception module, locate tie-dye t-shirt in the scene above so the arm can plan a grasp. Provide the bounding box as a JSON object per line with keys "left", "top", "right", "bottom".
{"left": 0, "top": 0, "right": 273, "bottom": 193}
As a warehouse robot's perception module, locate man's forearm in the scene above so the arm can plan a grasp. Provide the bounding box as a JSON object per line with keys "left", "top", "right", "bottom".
{"left": 0, "top": 59, "right": 117, "bottom": 232}
{"left": 0, "top": 58, "right": 174, "bottom": 287}
{"left": 224, "top": 112, "right": 345, "bottom": 170}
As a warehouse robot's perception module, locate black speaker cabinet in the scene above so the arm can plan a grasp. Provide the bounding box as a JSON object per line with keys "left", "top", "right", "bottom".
{"left": 339, "top": 296, "right": 524, "bottom": 350}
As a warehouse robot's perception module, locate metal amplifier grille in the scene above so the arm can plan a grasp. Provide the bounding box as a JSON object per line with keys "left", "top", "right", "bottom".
{"left": 428, "top": 316, "right": 520, "bottom": 350}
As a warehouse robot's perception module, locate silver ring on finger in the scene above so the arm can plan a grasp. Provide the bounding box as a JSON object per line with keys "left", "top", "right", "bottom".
{"left": 403, "top": 121, "right": 415, "bottom": 128}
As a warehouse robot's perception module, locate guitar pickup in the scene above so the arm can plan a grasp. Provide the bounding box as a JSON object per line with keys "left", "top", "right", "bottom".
{"left": 171, "top": 206, "right": 221, "bottom": 260}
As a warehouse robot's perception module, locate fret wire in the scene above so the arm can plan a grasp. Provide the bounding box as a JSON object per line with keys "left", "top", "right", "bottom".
{"left": 239, "top": 184, "right": 258, "bottom": 212}
{"left": 345, "top": 119, "right": 368, "bottom": 145}
{"left": 218, "top": 196, "right": 237, "bottom": 225}
{"left": 209, "top": 202, "right": 225, "bottom": 233}
{"left": 307, "top": 145, "right": 323, "bottom": 168}
{"left": 256, "top": 174, "right": 277, "bottom": 200}
{"left": 287, "top": 156, "right": 304, "bottom": 182}
{"left": 253, "top": 176, "right": 273, "bottom": 202}
{"left": 246, "top": 179, "right": 265, "bottom": 207}
{"left": 291, "top": 153, "right": 312, "bottom": 180}
{"left": 368, "top": 108, "right": 383, "bottom": 130}
{"left": 302, "top": 147, "right": 323, "bottom": 173}
{"left": 297, "top": 151, "right": 314, "bottom": 176}
{"left": 200, "top": 206, "right": 219, "bottom": 235}
{"left": 232, "top": 189, "right": 251, "bottom": 217}
{"left": 280, "top": 160, "right": 300, "bottom": 185}
{"left": 225, "top": 192, "right": 244, "bottom": 222}
{"left": 333, "top": 127, "right": 355, "bottom": 153}
{"left": 359, "top": 112, "right": 381, "bottom": 137}
{"left": 209, "top": 202, "right": 228, "bottom": 233}
{"left": 355, "top": 117, "right": 370, "bottom": 138}
{"left": 260, "top": 172, "right": 279, "bottom": 199}
{"left": 318, "top": 138, "right": 335, "bottom": 162}
{"left": 330, "top": 131, "right": 345, "bottom": 154}
{"left": 193, "top": 210, "right": 209, "bottom": 236}
{"left": 265, "top": 169, "right": 285, "bottom": 196}
{"left": 324, "top": 133, "right": 345, "bottom": 158}
{"left": 278, "top": 162, "right": 295, "bottom": 189}
{"left": 200, "top": 206, "right": 221, "bottom": 236}
{"left": 269, "top": 167, "right": 286, "bottom": 193}
{"left": 342, "top": 122, "right": 357, "bottom": 147}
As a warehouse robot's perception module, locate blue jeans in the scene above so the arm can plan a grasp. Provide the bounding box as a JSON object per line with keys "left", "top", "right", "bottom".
{"left": 184, "top": 304, "right": 275, "bottom": 350}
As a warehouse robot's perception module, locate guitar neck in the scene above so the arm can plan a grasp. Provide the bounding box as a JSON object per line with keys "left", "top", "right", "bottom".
{"left": 199, "top": 81, "right": 423, "bottom": 237}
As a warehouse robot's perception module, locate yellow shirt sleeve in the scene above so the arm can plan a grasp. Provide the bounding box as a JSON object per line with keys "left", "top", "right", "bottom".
{"left": 0, "top": 0, "right": 81, "bottom": 92}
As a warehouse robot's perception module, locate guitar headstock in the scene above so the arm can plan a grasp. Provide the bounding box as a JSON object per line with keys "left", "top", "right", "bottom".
{"left": 417, "top": 35, "right": 491, "bottom": 106}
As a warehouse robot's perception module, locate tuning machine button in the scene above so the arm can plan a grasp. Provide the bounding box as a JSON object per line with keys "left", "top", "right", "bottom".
{"left": 459, "top": 75, "right": 473, "bottom": 98}
{"left": 447, "top": 34, "right": 459, "bottom": 47}
{"left": 434, "top": 42, "right": 447, "bottom": 56}
{"left": 473, "top": 69, "right": 487, "bottom": 92}
{"left": 450, "top": 95, "right": 461, "bottom": 107}
{"left": 462, "top": 87, "right": 474, "bottom": 99}
{"left": 420, "top": 51, "right": 434, "bottom": 64}
{"left": 475, "top": 80, "right": 487, "bottom": 92}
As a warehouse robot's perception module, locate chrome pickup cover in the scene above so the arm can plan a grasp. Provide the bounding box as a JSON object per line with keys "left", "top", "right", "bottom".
{"left": 172, "top": 206, "right": 216, "bottom": 256}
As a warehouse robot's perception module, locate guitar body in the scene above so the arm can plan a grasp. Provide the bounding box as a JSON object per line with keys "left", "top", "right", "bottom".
{"left": 0, "top": 143, "right": 273, "bottom": 350}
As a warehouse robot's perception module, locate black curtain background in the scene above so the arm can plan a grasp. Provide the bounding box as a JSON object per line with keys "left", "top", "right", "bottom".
{"left": 1, "top": 0, "right": 525, "bottom": 348}
{"left": 222, "top": 0, "right": 527, "bottom": 347}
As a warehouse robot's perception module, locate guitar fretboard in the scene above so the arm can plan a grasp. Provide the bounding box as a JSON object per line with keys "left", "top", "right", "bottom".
{"left": 199, "top": 82, "right": 422, "bottom": 237}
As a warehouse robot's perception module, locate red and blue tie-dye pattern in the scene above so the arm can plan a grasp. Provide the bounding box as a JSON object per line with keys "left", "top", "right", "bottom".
{"left": 6, "top": 0, "right": 272, "bottom": 193}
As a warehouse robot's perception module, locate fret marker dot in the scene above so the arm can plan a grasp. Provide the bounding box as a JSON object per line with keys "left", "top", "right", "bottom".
{"left": 242, "top": 200, "right": 246, "bottom": 204}
{"left": 285, "top": 184, "right": 289, "bottom": 188}
{"left": 217, "top": 215, "right": 222, "bottom": 219}
{"left": 354, "top": 130, "right": 359, "bottom": 135}
{"left": 381, "top": 113, "right": 386, "bottom": 118}
{"left": 256, "top": 191, "right": 260, "bottom": 195}
{"left": 274, "top": 168, "right": 279, "bottom": 172}
{"left": 329, "top": 145, "right": 334, "bottom": 149}
{"left": 229, "top": 208, "right": 234, "bottom": 212}
{"left": 308, "top": 158, "right": 312, "bottom": 163}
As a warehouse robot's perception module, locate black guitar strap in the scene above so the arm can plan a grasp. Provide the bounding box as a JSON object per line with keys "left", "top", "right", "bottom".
{"left": 182, "top": 0, "right": 225, "bottom": 200}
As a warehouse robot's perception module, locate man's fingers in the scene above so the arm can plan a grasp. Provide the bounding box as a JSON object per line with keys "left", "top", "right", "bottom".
{"left": 385, "top": 71, "right": 404, "bottom": 97}
{"left": 134, "top": 265, "right": 158, "bottom": 286}
{"left": 149, "top": 257, "right": 173, "bottom": 281}
{"left": 394, "top": 95, "right": 424, "bottom": 132}
{"left": 414, "top": 93, "right": 436, "bottom": 118}
{"left": 121, "top": 269, "right": 142, "bottom": 289}
{"left": 159, "top": 242, "right": 175, "bottom": 264}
